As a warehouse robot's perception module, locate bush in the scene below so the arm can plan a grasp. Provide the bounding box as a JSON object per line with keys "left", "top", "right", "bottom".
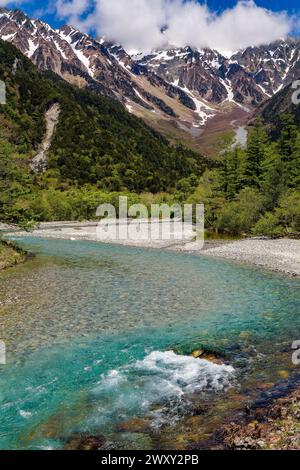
{"left": 216, "top": 188, "right": 266, "bottom": 235}
{"left": 276, "top": 190, "right": 300, "bottom": 233}
{"left": 252, "top": 212, "right": 284, "bottom": 238}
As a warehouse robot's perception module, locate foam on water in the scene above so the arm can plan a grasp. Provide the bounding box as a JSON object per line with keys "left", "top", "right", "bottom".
{"left": 89, "top": 351, "right": 235, "bottom": 428}
{"left": 135, "top": 351, "right": 235, "bottom": 393}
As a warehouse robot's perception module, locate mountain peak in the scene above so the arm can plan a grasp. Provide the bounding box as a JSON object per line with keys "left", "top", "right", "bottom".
{"left": 9, "top": 8, "right": 30, "bottom": 23}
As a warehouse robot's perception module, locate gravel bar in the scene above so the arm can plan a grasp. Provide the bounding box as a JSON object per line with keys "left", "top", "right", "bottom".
{"left": 202, "top": 238, "right": 300, "bottom": 276}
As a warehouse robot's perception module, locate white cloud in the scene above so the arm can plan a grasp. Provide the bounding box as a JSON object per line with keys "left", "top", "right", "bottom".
{"left": 55, "top": 0, "right": 90, "bottom": 25}
{"left": 0, "top": 0, "right": 25, "bottom": 6}
{"left": 55, "top": 0, "right": 297, "bottom": 54}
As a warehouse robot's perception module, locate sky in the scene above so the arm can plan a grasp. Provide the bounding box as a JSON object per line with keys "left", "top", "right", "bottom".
{"left": 1, "top": 1, "right": 300, "bottom": 53}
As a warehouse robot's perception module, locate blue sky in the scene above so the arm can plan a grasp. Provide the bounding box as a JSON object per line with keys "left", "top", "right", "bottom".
{"left": 207, "top": 1, "right": 298, "bottom": 15}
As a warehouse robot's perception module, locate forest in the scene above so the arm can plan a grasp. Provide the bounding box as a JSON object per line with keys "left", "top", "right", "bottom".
{"left": 187, "top": 115, "right": 300, "bottom": 237}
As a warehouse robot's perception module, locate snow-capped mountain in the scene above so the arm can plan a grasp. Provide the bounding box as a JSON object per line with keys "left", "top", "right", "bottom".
{"left": 136, "top": 40, "right": 300, "bottom": 105}
{"left": 0, "top": 8, "right": 299, "bottom": 145}
{"left": 0, "top": 8, "right": 196, "bottom": 120}
{"left": 232, "top": 40, "right": 300, "bottom": 97}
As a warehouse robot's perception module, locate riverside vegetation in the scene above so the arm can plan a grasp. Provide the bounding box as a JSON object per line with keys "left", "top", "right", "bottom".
{"left": 0, "top": 237, "right": 27, "bottom": 269}
{"left": 0, "top": 39, "right": 299, "bottom": 238}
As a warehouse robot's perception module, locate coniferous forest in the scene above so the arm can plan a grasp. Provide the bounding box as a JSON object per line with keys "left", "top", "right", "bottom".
{"left": 188, "top": 114, "right": 300, "bottom": 237}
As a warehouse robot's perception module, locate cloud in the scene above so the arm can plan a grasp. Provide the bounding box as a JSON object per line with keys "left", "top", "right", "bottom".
{"left": 0, "top": 0, "right": 25, "bottom": 6}
{"left": 55, "top": 0, "right": 91, "bottom": 25}
{"left": 55, "top": 0, "right": 297, "bottom": 54}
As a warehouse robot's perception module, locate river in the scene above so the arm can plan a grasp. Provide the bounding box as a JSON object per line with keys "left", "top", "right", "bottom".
{"left": 0, "top": 237, "right": 300, "bottom": 450}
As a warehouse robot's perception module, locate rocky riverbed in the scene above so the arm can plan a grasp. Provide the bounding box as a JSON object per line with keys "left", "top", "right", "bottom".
{"left": 219, "top": 387, "right": 300, "bottom": 450}
{"left": 202, "top": 238, "right": 300, "bottom": 277}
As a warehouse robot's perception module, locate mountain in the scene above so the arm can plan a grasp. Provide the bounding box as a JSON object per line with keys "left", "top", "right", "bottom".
{"left": 0, "top": 8, "right": 299, "bottom": 153}
{"left": 258, "top": 80, "right": 300, "bottom": 129}
{"left": 135, "top": 41, "right": 300, "bottom": 150}
{"left": 135, "top": 47, "right": 264, "bottom": 106}
{"left": 0, "top": 38, "right": 209, "bottom": 199}
{"left": 0, "top": 8, "right": 202, "bottom": 146}
{"left": 231, "top": 40, "right": 300, "bottom": 97}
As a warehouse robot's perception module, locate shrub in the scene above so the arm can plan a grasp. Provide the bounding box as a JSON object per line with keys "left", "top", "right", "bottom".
{"left": 252, "top": 212, "right": 284, "bottom": 238}
{"left": 216, "top": 188, "right": 266, "bottom": 235}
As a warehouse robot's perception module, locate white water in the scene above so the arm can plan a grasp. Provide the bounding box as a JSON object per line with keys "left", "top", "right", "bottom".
{"left": 89, "top": 351, "right": 236, "bottom": 428}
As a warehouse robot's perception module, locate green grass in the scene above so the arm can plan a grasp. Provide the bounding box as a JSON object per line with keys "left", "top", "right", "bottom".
{"left": 204, "top": 231, "right": 243, "bottom": 241}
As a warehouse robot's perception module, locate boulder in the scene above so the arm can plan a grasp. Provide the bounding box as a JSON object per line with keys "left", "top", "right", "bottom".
{"left": 64, "top": 434, "right": 107, "bottom": 450}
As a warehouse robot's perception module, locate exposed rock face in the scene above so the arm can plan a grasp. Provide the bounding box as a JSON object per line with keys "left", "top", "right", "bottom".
{"left": 0, "top": 8, "right": 195, "bottom": 122}
{"left": 30, "top": 103, "right": 61, "bottom": 173}
{"left": 232, "top": 40, "right": 300, "bottom": 97}
{"left": 135, "top": 47, "right": 230, "bottom": 104}
{"left": 257, "top": 78, "right": 300, "bottom": 127}
{"left": 0, "top": 8, "right": 299, "bottom": 137}
{"left": 140, "top": 40, "right": 300, "bottom": 105}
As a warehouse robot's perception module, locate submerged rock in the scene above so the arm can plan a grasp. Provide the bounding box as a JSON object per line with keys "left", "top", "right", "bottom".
{"left": 277, "top": 370, "right": 290, "bottom": 379}
{"left": 64, "top": 434, "right": 107, "bottom": 450}
{"left": 116, "top": 418, "right": 153, "bottom": 434}
{"left": 191, "top": 350, "right": 204, "bottom": 359}
{"left": 190, "top": 349, "right": 225, "bottom": 365}
{"left": 220, "top": 388, "right": 300, "bottom": 450}
{"left": 111, "top": 432, "right": 153, "bottom": 451}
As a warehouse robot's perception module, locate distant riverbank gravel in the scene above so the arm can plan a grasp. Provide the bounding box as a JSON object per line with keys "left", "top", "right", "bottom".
{"left": 201, "top": 238, "right": 300, "bottom": 277}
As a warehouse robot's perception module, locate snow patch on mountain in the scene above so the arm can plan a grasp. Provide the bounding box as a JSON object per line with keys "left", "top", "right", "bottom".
{"left": 220, "top": 78, "right": 234, "bottom": 102}
{"left": 27, "top": 39, "right": 38, "bottom": 58}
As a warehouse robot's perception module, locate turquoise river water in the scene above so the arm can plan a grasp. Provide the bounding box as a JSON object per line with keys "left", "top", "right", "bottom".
{"left": 0, "top": 237, "right": 300, "bottom": 450}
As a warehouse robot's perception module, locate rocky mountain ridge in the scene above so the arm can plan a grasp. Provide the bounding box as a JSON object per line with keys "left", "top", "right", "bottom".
{"left": 1, "top": 8, "right": 299, "bottom": 149}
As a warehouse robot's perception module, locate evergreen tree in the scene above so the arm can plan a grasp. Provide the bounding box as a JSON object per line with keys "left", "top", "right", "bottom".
{"left": 278, "top": 114, "right": 298, "bottom": 161}
{"left": 289, "top": 131, "right": 300, "bottom": 189}
{"left": 243, "top": 119, "right": 268, "bottom": 188}
{"left": 278, "top": 114, "right": 299, "bottom": 188}
{"left": 221, "top": 147, "right": 245, "bottom": 199}
{"left": 259, "top": 143, "right": 285, "bottom": 209}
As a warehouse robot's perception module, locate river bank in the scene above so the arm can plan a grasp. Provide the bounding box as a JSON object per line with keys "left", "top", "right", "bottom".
{"left": 4, "top": 222, "right": 300, "bottom": 276}
{"left": 0, "top": 239, "right": 28, "bottom": 270}
{"left": 219, "top": 386, "right": 300, "bottom": 450}
{"left": 202, "top": 238, "right": 300, "bottom": 277}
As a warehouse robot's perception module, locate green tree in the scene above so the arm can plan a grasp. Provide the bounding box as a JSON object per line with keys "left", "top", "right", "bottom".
{"left": 0, "top": 139, "right": 31, "bottom": 223}
{"left": 276, "top": 190, "right": 300, "bottom": 233}
{"left": 252, "top": 212, "right": 283, "bottom": 238}
{"left": 243, "top": 119, "right": 268, "bottom": 188}
{"left": 259, "top": 143, "right": 285, "bottom": 208}
{"left": 217, "top": 188, "right": 266, "bottom": 235}
{"left": 289, "top": 131, "right": 300, "bottom": 189}
{"left": 220, "top": 147, "right": 246, "bottom": 199}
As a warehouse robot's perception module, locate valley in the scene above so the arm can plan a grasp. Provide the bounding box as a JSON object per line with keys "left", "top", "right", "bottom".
{"left": 0, "top": 4, "right": 300, "bottom": 453}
